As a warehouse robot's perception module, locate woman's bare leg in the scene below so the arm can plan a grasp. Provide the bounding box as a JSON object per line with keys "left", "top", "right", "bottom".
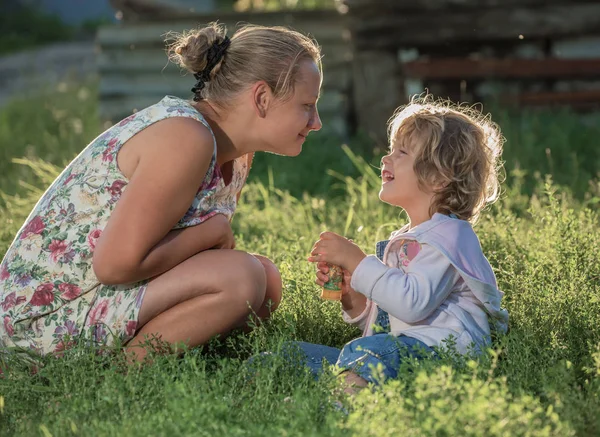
{"left": 125, "top": 249, "right": 266, "bottom": 362}
{"left": 251, "top": 255, "right": 282, "bottom": 320}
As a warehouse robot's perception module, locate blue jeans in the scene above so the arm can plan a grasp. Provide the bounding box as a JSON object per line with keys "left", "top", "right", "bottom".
{"left": 283, "top": 334, "right": 435, "bottom": 385}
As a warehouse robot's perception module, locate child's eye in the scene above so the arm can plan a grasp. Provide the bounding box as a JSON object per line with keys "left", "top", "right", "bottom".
{"left": 389, "top": 149, "right": 406, "bottom": 157}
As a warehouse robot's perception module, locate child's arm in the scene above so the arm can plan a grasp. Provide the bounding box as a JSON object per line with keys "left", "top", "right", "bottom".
{"left": 350, "top": 244, "right": 461, "bottom": 323}
{"left": 340, "top": 283, "right": 372, "bottom": 331}
{"left": 341, "top": 286, "right": 368, "bottom": 318}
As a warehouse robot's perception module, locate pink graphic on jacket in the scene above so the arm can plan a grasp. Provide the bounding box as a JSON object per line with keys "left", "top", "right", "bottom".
{"left": 398, "top": 240, "right": 422, "bottom": 266}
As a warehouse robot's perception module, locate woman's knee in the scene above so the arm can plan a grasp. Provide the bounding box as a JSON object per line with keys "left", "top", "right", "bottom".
{"left": 228, "top": 251, "right": 267, "bottom": 311}
{"left": 253, "top": 255, "right": 282, "bottom": 310}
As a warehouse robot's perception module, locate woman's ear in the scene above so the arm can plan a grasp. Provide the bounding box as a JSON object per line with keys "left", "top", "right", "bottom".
{"left": 252, "top": 81, "right": 273, "bottom": 118}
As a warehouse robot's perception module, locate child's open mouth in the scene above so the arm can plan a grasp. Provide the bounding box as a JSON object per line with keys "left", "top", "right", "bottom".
{"left": 382, "top": 170, "right": 395, "bottom": 183}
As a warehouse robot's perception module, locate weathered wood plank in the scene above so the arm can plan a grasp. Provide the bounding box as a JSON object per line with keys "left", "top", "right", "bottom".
{"left": 98, "top": 65, "right": 352, "bottom": 97}
{"left": 402, "top": 58, "right": 600, "bottom": 80}
{"left": 351, "top": 50, "right": 402, "bottom": 144}
{"left": 97, "top": 13, "right": 348, "bottom": 48}
{"left": 117, "top": 5, "right": 342, "bottom": 23}
{"left": 99, "top": 75, "right": 191, "bottom": 97}
{"left": 553, "top": 37, "right": 600, "bottom": 59}
{"left": 341, "top": 0, "right": 598, "bottom": 13}
{"left": 350, "top": 4, "right": 600, "bottom": 48}
{"left": 515, "top": 90, "right": 600, "bottom": 108}
{"left": 96, "top": 45, "right": 351, "bottom": 74}
{"left": 109, "top": 0, "right": 184, "bottom": 20}
{"left": 96, "top": 49, "right": 175, "bottom": 74}
{"left": 110, "top": 0, "right": 215, "bottom": 20}
{"left": 99, "top": 89, "right": 348, "bottom": 121}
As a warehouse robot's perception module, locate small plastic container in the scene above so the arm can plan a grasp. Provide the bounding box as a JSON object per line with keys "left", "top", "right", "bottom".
{"left": 321, "top": 264, "right": 343, "bottom": 301}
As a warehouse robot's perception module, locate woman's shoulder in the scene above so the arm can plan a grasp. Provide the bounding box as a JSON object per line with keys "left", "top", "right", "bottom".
{"left": 139, "top": 96, "right": 210, "bottom": 128}
{"left": 154, "top": 95, "right": 203, "bottom": 116}
{"left": 112, "top": 96, "right": 209, "bottom": 131}
{"left": 100, "top": 96, "right": 216, "bottom": 155}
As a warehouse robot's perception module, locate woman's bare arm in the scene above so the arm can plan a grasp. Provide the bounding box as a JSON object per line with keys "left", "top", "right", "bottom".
{"left": 92, "top": 117, "right": 226, "bottom": 285}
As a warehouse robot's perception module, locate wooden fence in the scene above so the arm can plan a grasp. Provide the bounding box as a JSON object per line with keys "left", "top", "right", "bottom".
{"left": 342, "top": 0, "right": 600, "bottom": 142}
{"left": 96, "top": 8, "right": 352, "bottom": 136}
{"left": 98, "top": 0, "right": 600, "bottom": 143}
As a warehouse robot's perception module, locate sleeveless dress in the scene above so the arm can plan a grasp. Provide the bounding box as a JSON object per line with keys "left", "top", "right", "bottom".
{"left": 0, "top": 96, "right": 250, "bottom": 357}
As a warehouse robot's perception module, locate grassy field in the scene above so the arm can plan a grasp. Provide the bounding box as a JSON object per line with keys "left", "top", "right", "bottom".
{"left": 1, "top": 82, "right": 599, "bottom": 436}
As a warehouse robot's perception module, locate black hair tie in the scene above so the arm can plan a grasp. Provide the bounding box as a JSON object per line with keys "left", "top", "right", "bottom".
{"left": 191, "top": 36, "right": 231, "bottom": 101}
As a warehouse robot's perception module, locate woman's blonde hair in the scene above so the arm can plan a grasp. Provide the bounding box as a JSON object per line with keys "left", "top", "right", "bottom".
{"left": 167, "top": 22, "right": 322, "bottom": 105}
{"left": 388, "top": 95, "right": 505, "bottom": 223}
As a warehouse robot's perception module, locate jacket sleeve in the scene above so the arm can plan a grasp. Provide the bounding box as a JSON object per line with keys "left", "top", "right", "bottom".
{"left": 349, "top": 244, "right": 461, "bottom": 323}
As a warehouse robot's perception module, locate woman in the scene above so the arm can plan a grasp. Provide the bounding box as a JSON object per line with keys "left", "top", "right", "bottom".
{"left": 0, "top": 23, "right": 323, "bottom": 362}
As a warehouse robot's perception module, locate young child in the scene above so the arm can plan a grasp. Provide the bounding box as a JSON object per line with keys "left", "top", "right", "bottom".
{"left": 305, "top": 95, "right": 509, "bottom": 393}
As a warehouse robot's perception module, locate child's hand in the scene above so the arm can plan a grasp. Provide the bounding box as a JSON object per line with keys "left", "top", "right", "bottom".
{"left": 316, "top": 261, "right": 367, "bottom": 315}
{"left": 315, "top": 262, "right": 354, "bottom": 296}
{"left": 307, "top": 232, "right": 366, "bottom": 274}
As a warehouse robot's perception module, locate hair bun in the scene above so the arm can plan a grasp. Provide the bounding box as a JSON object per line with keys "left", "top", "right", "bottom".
{"left": 168, "top": 23, "right": 227, "bottom": 75}
{"left": 166, "top": 23, "right": 322, "bottom": 105}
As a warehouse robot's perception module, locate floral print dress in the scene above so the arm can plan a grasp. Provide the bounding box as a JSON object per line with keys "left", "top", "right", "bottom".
{"left": 0, "top": 96, "right": 249, "bottom": 357}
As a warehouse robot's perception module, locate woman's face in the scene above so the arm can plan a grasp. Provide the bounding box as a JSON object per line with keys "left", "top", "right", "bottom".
{"left": 261, "top": 59, "right": 323, "bottom": 157}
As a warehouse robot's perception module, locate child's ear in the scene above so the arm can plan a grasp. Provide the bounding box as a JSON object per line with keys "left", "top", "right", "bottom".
{"left": 434, "top": 182, "right": 447, "bottom": 192}
{"left": 431, "top": 176, "right": 451, "bottom": 192}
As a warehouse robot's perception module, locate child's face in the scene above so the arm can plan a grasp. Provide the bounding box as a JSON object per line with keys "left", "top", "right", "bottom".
{"left": 379, "top": 141, "right": 434, "bottom": 218}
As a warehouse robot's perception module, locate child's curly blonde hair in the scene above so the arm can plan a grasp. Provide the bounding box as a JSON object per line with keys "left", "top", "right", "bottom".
{"left": 388, "top": 95, "right": 504, "bottom": 223}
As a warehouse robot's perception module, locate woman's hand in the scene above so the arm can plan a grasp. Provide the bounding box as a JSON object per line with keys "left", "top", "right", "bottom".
{"left": 207, "top": 214, "right": 235, "bottom": 250}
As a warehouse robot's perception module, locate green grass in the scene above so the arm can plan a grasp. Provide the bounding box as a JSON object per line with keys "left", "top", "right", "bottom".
{"left": 0, "top": 7, "right": 73, "bottom": 55}
{"left": 1, "top": 83, "right": 600, "bottom": 436}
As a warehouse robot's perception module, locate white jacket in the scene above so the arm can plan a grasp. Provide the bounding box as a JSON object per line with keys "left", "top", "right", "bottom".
{"left": 344, "top": 213, "right": 509, "bottom": 354}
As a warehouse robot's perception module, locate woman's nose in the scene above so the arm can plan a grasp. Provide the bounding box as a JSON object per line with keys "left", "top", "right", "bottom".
{"left": 309, "top": 108, "right": 322, "bottom": 132}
